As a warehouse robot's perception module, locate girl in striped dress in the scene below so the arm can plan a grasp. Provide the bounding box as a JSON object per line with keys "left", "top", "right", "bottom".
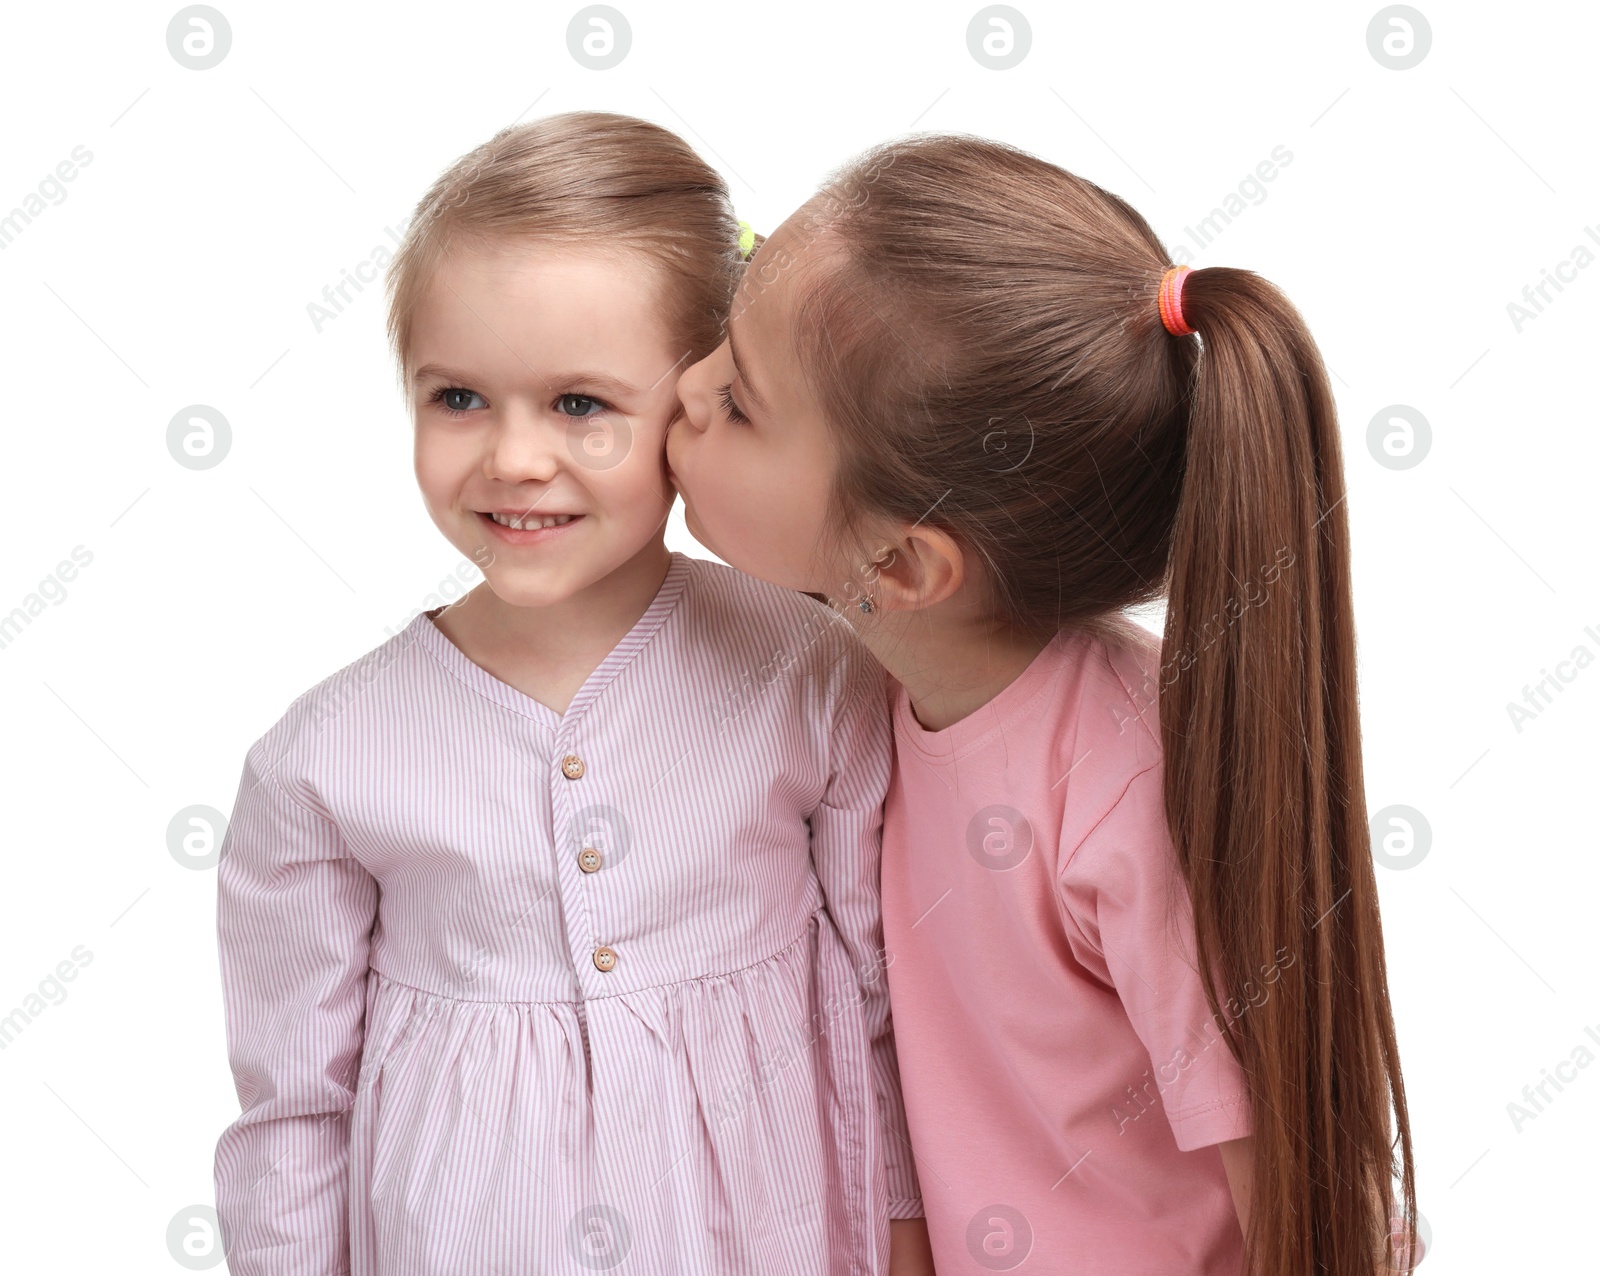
{"left": 211, "top": 113, "right": 927, "bottom": 1276}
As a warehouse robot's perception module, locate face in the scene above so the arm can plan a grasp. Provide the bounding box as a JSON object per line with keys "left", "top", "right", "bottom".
{"left": 668, "top": 213, "right": 857, "bottom": 597}
{"left": 409, "top": 242, "right": 685, "bottom": 610}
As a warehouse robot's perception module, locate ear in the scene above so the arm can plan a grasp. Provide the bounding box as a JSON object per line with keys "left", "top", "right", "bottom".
{"left": 862, "top": 524, "right": 965, "bottom": 612}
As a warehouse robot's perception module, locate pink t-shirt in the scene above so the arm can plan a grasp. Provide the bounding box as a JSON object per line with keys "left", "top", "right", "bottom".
{"left": 880, "top": 619, "right": 1255, "bottom": 1274}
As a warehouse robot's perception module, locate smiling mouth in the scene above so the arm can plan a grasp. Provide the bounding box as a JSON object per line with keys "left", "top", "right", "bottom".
{"left": 478, "top": 510, "right": 583, "bottom": 535}
{"left": 473, "top": 511, "right": 588, "bottom": 546}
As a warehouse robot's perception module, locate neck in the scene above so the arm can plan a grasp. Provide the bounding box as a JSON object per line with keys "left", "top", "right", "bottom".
{"left": 853, "top": 603, "right": 1051, "bottom": 733}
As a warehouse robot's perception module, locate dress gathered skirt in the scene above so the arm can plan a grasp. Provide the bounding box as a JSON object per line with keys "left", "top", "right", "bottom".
{"left": 350, "top": 910, "right": 878, "bottom": 1273}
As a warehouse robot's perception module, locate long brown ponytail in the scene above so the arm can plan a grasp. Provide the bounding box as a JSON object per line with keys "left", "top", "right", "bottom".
{"left": 788, "top": 134, "right": 1417, "bottom": 1274}
{"left": 1167, "top": 267, "right": 1417, "bottom": 1273}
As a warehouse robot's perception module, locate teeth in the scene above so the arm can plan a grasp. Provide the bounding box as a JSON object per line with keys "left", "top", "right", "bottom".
{"left": 489, "top": 512, "right": 576, "bottom": 531}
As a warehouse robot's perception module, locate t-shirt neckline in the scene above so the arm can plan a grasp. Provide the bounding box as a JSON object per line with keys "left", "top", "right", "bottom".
{"left": 892, "top": 626, "right": 1082, "bottom": 764}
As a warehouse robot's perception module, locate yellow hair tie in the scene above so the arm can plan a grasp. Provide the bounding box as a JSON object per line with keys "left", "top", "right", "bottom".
{"left": 737, "top": 220, "right": 756, "bottom": 260}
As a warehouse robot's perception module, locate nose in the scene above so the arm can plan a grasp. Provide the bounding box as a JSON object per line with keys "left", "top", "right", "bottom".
{"left": 675, "top": 343, "right": 725, "bottom": 435}
{"left": 482, "top": 401, "right": 562, "bottom": 483}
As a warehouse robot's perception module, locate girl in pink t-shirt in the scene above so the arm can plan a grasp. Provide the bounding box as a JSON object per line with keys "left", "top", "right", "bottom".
{"left": 668, "top": 135, "right": 1421, "bottom": 1275}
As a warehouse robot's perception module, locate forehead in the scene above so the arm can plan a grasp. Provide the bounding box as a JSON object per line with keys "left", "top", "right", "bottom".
{"left": 731, "top": 213, "right": 841, "bottom": 371}
{"left": 408, "top": 241, "right": 679, "bottom": 378}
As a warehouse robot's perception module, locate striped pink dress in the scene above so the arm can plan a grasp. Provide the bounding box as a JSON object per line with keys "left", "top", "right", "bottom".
{"left": 213, "top": 552, "right": 921, "bottom": 1275}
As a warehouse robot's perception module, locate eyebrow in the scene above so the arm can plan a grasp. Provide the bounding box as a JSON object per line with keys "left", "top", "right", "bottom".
{"left": 411, "top": 363, "right": 642, "bottom": 398}
{"left": 726, "top": 328, "right": 769, "bottom": 412}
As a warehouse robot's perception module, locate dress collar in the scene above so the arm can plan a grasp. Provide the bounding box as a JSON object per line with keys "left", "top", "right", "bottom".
{"left": 408, "top": 551, "right": 695, "bottom": 728}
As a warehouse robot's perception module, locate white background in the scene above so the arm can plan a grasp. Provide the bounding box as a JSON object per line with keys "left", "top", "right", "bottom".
{"left": 1, "top": 0, "right": 1595, "bottom": 1270}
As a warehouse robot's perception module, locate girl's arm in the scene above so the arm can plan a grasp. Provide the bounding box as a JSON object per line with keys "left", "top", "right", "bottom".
{"left": 1219, "top": 1136, "right": 1254, "bottom": 1234}
{"left": 214, "top": 740, "right": 378, "bottom": 1276}
{"left": 890, "top": 1217, "right": 935, "bottom": 1273}
{"left": 805, "top": 632, "right": 928, "bottom": 1259}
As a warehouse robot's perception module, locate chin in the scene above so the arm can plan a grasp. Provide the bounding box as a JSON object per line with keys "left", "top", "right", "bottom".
{"left": 679, "top": 504, "right": 712, "bottom": 553}
{"left": 480, "top": 567, "right": 588, "bottom": 611}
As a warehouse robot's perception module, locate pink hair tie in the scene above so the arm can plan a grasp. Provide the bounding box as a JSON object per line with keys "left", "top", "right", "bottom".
{"left": 1158, "top": 265, "right": 1196, "bottom": 336}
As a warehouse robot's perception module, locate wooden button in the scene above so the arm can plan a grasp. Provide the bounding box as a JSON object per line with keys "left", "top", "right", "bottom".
{"left": 561, "top": 754, "right": 585, "bottom": 780}
{"left": 578, "top": 848, "right": 602, "bottom": 873}
{"left": 592, "top": 945, "right": 617, "bottom": 972}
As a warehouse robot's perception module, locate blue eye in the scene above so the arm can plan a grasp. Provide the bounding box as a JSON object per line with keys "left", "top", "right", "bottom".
{"left": 430, "top": 387, "right": 487, "bottom": 415}
{"left": 558, "top": 394, "right": 604, "bottom": 417}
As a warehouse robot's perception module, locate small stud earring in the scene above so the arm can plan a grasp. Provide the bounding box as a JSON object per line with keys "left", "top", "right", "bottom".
{"left": 858, "top": 595, "right": 874, "bottom": 614}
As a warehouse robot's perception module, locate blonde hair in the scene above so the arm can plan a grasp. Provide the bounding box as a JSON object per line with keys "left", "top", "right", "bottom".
{"left": 384, "top": 111, "right": 744, "bottom": 389}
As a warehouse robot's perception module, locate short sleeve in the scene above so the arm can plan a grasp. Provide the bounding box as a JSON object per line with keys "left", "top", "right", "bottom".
{"left": 1057, "top": 764, "right": 1253, "bottom": 1152}
{"left": 807, "top": 639, "right": 924, "bottom": 1219}
{"left": 213, "top": 741, "right": 379, "bottom": 1276}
